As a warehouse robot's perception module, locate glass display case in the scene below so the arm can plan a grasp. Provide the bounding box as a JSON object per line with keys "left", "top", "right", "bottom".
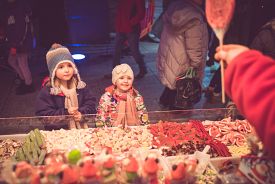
{"left": 2, "top": 108, "right": 272, "bottom": 184}
{"left": 0, "top": 108, "right": 238, "bottom": 135}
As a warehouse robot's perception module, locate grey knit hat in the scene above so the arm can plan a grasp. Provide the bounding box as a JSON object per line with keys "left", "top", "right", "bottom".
{"left": 46, "top": 43, "right": 86, "bottom": 95}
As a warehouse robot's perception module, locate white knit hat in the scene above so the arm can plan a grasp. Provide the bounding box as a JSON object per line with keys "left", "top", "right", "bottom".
{"left": 112, "top": 64, "right": 134, "bottom": 85}
{"left": 46, "top": 43, "right": 86, "bottom": 95}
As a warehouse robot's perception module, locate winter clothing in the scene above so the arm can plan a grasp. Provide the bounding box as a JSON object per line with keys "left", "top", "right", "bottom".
{"left": 35, "top": 85, "right": 96, "bottom": 117}
{"left": 112, "top": 64, "right": 134, "bottom": 85}
{"left": 250, "top": 18, "right": 275, "bottom": 59}
{"left": 46, "top": 45, "right": 74, "bottom": 76}
{"left": 112, "top": 0, "right": 147, "bottom": 76}
{"left": 45, "top": 44, "right": 86, "bottom": 95}
{"left": 159, "top": 87, "right": 177, "bottom": 109}
{"left": 115, "top": 0, "right": 145, "bottom": 34}
{"left": 113, "top": 87, "right": 139, "bottom": 127}
{"left": 8, "top": 53, "right": 33, "bottom": 86}
{"left": 3, "top": 0, "right": 34, "bottom": 93}
{"left": 95, "top": 85, "right": 149, "bottom": 127}
{"left": 36, "top": 44, "right": 96, "bottom": 125}
{"left": 225, "top": 50, "right": 275, "bottom": 159}
{"left": 157, "top": 0, "right": 208, "bottom": 90}
{"left": 4, "top": 0, "right": 33, "bottom": 53}
{"left": 60, "top": 85, "right": 78, "bottom": 110}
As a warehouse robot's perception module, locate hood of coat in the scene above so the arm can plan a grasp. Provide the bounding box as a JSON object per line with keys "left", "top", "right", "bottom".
{"left": 163, "top": 0, "right": 205, "bottom": 34}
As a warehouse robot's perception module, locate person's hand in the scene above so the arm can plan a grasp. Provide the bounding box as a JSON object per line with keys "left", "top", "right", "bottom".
{"left": 214, "top": 44, "right": 249, "bottom": 65}
{"left": 73, "top": 111, "right": 82, "bottom": 122}
{"left": 68, "top": 107, "right": 78, "bottom": 115}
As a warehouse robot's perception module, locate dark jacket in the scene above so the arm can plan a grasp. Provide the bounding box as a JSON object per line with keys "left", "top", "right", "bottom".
{"left": 250, "top": 18, "right": 275, "bottom": 59}
{"left": 35, "top": 86, "right": 96, "bottom": 117}
{"left": 4, "top": 0, "right": 33, "bottom": 53}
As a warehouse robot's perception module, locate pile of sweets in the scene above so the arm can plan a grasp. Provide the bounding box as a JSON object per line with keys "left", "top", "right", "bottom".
{"left": 203, "top": 118, "right": 252, "bottom": 146}
{"left": 13, "top": 129, "right": 47, "bottom": 166}
{"left": 149, "top": 120, "right": 231, "bottom": 157}
{"left": 0, "top": 139, "right": 22, "bottom": 176}
{"left": 42, "top": 126, "right": 153, "bottom": 154}
{"left": 41, "top": 128, "right": 93, "bottom": 154}
{"left": 38, "top": 118, "right": 255, "bottom": 159}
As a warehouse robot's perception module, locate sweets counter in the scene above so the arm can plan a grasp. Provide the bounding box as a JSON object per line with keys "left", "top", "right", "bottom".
{"left": 0, "top": 108, "right": 273, "bottom": 183}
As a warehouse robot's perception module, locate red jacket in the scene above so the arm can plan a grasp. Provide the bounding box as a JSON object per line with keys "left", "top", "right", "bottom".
{"left": 115, "top": 0, "right": 145, "bottom": 33}
{"left": 225, "top": 50, "right": 275, "bottom": 159}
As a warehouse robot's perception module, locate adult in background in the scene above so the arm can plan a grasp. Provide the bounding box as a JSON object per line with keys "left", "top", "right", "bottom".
{"left": 107, "top": 0, "right": 147, "bottom": 79}
{"left": 250, "top": 18, "right": 275, "bottom": 59}
{"left": 3, "top": 0, "right": 34, "bottom": 95}
{"left": 148, "top": 0, "right": 176, "bottom": 42}
{"left": 157, "top": 0, "right": 208, "bottom": 110}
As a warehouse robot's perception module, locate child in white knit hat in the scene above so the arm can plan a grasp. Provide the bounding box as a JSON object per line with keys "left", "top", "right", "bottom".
{"left": 96, "top": 63, "right": 149, "bottom": 128}
{"left": 35, "top": 43, "right": 96, "bottom": 129}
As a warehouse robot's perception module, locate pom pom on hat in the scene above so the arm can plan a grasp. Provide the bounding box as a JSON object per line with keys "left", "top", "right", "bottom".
{"left": 46, "top": 43, "right": 86, "bottom": 95}
{"left": 112, "top": 64, "right": 134, "bottom": 85}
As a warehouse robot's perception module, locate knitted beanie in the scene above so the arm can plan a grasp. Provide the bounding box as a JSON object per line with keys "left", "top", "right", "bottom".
{"left": 46, "top": 43, "right": 86, "bottom": 95}
{"left": 112, "top": 64, "right": 134, "bottom": 85}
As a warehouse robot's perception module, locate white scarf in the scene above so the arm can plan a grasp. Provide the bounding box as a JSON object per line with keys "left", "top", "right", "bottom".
{"left": 60, "top": 85, "right": 78, "bottom": 109}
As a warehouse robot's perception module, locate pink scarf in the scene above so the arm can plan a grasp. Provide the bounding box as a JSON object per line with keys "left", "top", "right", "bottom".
{"left": 106, "top": 85, "right": 140, "bottom": 127}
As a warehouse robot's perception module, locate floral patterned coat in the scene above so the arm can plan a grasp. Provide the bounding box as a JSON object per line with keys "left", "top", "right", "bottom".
{"left": 95, "top": 86, "right": 149, "bottom": 127}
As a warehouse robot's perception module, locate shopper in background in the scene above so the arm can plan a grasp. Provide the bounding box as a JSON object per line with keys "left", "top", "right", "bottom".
{"left": 3, "top": 0, "right": 34, "bottom": 95}
{"left": 215, "top": 44, "right": 275, "bottom": 160}
{"left": 96, "top": 64, "right": 149, "bottom": 127}
{"left": 157, "top": 0, "right": 208, "bottom": 110}
{"left": 250, "top": 18, "right": 275, "bottom": 59}
{"left": 148, "top": 0, "right": 176, "bottom": 42}
{"left": 109, "top": 0, "right": 147, "bottom": 79}
{"left": 35, "top": 44, "right": 96, "bottom": 129}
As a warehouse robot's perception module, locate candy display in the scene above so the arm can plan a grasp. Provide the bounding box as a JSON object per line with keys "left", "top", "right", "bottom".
{"left": 205, "top": 0, "right": 235, "bottom": 32}
{"left": 203, "top": 118, "right": 252, "bottom": 146}
{"left": 13, "top": 129, "right": 46, "bottom": 166}
{"left": 0, "top": 116, "right": 270, "bottom": 183}
{"left": 100, "top": 153, "right": 117, "bottom": 183}
{"left": 205, "top": 0, "right": 235, "bottom": 103}
{"left": 150, "top": 121, "right": 231, "bottom": 157}
{"left": 79, "top": 157, "right": 101, "bottom": 183}
{"left": 141, "top": 153, "right": 161, "bottom": 184}
{"left": 164, "top": 157, "right": 198, "bottom": 184}
{"left": 0, "top": 138, "right": 22, "bottom": 175}
{"left": 119, "top": 155, "right": 142, "bottom": 184}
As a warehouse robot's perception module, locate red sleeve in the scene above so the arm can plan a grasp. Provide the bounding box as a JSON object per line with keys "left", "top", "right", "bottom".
{"left": 130, "top": 0, "right": 145, "bottom": 26}
{"left": 225, "top": 50, "right": 275, "bottom": 159}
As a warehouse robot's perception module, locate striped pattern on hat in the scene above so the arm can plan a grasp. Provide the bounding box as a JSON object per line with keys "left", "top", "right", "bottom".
{"left": 46, "top": 43, "right": 86, "bottom": 95}
{"left": 46, "top": 44, "right": 74, "bottom": 78}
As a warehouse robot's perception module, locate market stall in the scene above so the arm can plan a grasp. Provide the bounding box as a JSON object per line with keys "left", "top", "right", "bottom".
{"left": 0, "top": 108, "right": 274, "bottom": 183}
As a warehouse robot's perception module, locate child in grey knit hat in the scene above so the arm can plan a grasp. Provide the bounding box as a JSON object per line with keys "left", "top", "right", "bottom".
{"left": 35, "top": 43, "right": 96, "bottom": 129}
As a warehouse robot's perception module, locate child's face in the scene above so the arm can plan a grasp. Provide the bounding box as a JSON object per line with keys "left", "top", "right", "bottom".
{"left": 116, "top": 75, "right": 133, "bottom": 93}
{"left": 55, "top": 62, "right": 74, "bottom": 82}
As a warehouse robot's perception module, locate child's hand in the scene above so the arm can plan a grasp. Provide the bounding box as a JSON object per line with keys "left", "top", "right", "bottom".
{"left": 73, "top": 111, "right": 82, "bottom": 122}
{"left": 68, "top": 107, "right": 78, "bottom": 115}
